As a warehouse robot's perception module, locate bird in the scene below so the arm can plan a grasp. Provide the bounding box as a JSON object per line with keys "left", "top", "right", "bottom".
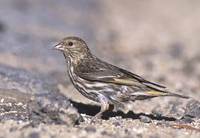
{"left": 54, "top": 36, "right": 189, "bottom": 120}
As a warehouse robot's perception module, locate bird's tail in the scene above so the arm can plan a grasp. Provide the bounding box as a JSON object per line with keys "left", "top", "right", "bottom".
{"left": 145, "top": 90, "right": 190, "bottom": 99}
{"left": 131, "top": 90, "right": 190, "bottom": 100}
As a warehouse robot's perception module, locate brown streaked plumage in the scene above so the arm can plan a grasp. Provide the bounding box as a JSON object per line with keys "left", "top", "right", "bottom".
{"left": 54, "top": 36, "right": 189, "bottom": 120}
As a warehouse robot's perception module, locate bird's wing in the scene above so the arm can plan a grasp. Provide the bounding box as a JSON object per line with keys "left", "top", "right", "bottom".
{"left": 77, "top": 63, "right": 190, "bottom": 99}
{"left": 77, "top": 65, "right": 166, "bottom": 89}
{"left": 117, "top": 68, "right": 166, "bottom": 89}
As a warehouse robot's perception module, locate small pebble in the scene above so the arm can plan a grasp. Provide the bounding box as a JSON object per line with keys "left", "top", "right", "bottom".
{"left": 139, "top": 115, "right": 152, "bottom": 123}
{"left": 84, "top": 126, "right": 96, "bottom": 133}
{"left": 28, "top": 132, "right": 40, "bottom": 138}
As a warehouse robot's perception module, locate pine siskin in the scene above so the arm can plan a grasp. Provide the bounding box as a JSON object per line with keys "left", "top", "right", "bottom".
{"left": 54, "top": 36, "right": 189, "bottom": 120}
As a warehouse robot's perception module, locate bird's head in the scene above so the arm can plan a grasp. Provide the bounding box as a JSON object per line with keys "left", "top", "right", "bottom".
{"left": 54, "top": 36, "right": 91, "bottom": 61}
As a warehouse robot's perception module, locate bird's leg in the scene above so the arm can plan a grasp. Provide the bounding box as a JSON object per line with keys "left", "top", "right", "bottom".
{"left": 91, "top": 94, "right": 109, "bottom": 122}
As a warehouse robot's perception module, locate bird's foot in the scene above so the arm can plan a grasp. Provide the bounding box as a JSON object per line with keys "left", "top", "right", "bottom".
{"left": 89, "top": 94, "right": 110, "bottom": 123}
{"left": 89, "top": 112, "right": 103, "bottom": 124}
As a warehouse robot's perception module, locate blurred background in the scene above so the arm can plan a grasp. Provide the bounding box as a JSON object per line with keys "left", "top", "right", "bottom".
{"left": 0, "top": 0, "right": 199, "bottom": 101}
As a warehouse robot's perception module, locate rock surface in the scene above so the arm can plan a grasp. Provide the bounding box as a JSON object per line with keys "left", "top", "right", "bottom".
{"left": 0, "top": 64, "right": 80, "bottom": 125}
{"left": 0, "top": 0, "right": 200, "bottom": 138}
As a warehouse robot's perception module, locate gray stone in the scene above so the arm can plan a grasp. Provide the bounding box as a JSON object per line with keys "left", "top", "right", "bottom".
{"left": 0, "top": 64, "right": 80, "bottom": 125}
{"left": 185, "top": 100, "right": 200, "bottom": 119}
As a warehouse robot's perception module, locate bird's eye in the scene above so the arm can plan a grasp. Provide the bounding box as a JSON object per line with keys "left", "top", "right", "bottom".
{"left": 68, "top": 41, "right": 73, "bottom": 46}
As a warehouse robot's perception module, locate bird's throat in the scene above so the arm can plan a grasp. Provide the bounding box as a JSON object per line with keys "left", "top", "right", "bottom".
{"left": 63, "top": 51, "right": 94, "bottom": 66}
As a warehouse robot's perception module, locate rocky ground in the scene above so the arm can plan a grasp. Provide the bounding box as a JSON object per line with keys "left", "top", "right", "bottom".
{"left": 0, "top": 0, "right": 199, "bottom": 138}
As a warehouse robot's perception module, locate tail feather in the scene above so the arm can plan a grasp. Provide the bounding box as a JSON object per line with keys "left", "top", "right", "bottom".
{"left": 146, "top": 90, "right": 190, "bottom": 99}
{"left": 131, "top": 90, "right": 190, "bottom": 99}
{"left": 164, "top": 91, "right": 189, "bottom": 99}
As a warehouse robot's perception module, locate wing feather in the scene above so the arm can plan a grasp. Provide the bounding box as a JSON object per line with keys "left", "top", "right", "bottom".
{"left": 77, "top": 66, "right": 165, "bottom": 90}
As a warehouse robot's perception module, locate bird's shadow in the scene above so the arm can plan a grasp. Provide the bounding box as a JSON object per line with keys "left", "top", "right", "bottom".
{"left": 70, "top": 100, "right": 176, "bottom": 122}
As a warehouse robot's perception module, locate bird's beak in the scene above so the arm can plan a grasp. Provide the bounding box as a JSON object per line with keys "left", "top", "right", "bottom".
{"left": 53, "top": 43, "right": 64, "bottom": 51}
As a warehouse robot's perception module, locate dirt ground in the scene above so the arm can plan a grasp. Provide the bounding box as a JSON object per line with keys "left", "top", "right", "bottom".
{"left": 0, "top": 0, "right": 199, "bottom": 138}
